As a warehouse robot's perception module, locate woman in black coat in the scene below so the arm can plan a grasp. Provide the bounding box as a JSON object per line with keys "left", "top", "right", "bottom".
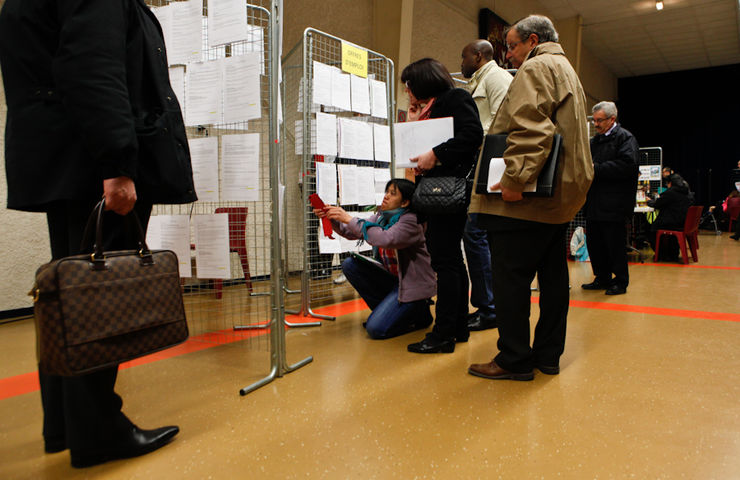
{"left": 401, "top": 58, "right": 483, "bottom": 353}
{"left": 648, "top": 174, "right": 691, "bottom": 259}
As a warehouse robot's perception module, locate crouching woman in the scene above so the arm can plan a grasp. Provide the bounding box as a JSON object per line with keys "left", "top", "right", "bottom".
{"left": 314, "top": 179, "right": 436, "bottom": 339}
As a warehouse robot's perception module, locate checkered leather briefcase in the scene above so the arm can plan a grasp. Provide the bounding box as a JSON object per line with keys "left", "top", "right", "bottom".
{"left": 31, "top": 201, "right": 189, "bottom": 376}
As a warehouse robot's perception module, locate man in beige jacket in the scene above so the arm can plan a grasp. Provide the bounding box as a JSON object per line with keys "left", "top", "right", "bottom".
{"left": 467, "top": 15, "right": 593, "bottom": 380}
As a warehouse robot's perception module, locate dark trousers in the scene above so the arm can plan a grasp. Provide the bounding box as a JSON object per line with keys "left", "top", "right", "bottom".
{"left": 425, "top": 211, "right": 469, "bottom": 340}
{"left": 585, "top": 219, "right": 629, "bottom": 288}
{"left": 41, "top": 199, "right": 152, "bottom": 452}
{"left": 480, "top": 215, "right": 569, "bottom": 373}
{"left": 463, "top": 213, "right": 495, "bottom": 314}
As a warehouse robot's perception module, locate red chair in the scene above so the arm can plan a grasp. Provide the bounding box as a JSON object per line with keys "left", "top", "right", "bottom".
{"left": 653, "top": 205, "right": 703, "bottom": 264}
{"left": 727, "top": 197, "right": 740, "bottom": 233}
{"left": 213, "top": 207, "right": 253, "bottom": 298}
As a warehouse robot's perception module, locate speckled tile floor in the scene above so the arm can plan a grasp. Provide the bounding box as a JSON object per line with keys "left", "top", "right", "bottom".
{"left": 1, "top": 234, "right": 739, "bottom": 479}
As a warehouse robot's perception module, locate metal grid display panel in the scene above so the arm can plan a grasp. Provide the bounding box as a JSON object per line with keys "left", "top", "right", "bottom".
{"left": 148, "top": 1, "right": 274, "bottom": 350}
{"left": 639, "top": 147, "right": 663, "bottom": 193}
{"left": 282, "top": 29, "right": 394, "bottom": 316}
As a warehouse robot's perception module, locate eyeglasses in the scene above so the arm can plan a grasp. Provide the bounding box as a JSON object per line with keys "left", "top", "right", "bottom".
{"left": 591, "top": 117, "right": 611, "bottom": 124}
{"left": 506, "top": 41, "right": 522, "bottom": 52}
{"left": 506, "top": 34, "right": 531, "bottom": 51}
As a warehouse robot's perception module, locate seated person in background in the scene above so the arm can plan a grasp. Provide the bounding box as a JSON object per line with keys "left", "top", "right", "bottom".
{"left": 314, "top": 179, "right": 437, "bottom": 339}
{"left": 709, "top": 190, "right": 740, "bottom": 240}
{"left": 647, "top": 174, "right": 691, "bottom": 260}
{"left": 709, "top": 190, "right": 740, "bottom": 222}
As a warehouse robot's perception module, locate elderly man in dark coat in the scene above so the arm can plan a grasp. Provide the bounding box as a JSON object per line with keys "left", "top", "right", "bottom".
{"left": 582, "top": 101, "right": 639, "bottom": 296}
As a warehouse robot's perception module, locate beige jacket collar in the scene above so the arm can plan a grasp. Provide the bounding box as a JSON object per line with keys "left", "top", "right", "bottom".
{"left": 524, "top": 42, "right": 566, "bottom": 63}
{"left": 467, "top": 60, "right": 497, "bottom": 91}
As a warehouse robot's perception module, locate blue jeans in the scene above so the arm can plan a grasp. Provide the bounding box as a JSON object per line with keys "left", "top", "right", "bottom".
{"left": 341, "top": 257, "right": 430, "bottom": 339}
{"left": 463, "top": 214, "right": 495, "bottom": 314}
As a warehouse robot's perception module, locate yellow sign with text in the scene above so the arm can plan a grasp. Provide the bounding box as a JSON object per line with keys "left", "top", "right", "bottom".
{"left": 341, "top": 42, "right": 368, "bottom": 78}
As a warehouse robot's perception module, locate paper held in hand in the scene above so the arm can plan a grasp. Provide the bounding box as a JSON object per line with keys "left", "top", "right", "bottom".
{"left": 475, "top": 133, "right": 562, "bottom": 198}
{"left": 486, "top": 157, "right": 537, "bottom": 193}
{"left": 393, "top": 117, "right": 454, "bottom": 168}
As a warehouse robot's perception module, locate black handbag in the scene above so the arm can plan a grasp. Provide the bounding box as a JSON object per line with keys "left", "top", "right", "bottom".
{"left": 412, "top": 176, "right": 468, "bottom": 215}
{"left": 31, "top": 200, "right": 189, "bottom": 376}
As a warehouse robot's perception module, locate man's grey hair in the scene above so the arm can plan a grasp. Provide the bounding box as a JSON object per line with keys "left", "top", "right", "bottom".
{"left": 592, "top": 101, "right": 618, "bottom": 119}
{"left": 513, "top": 15, "right": 559, "bottom": 43}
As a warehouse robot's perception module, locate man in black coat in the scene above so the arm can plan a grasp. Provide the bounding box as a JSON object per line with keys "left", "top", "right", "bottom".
{"left": 0, "top": 0, "right": 196, "bottom": 468}
{"left": 582, "top": 101, "right": 639, "bottom": 296}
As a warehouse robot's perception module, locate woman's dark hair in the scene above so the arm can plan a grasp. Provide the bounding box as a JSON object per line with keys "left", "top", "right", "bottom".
{"left": 667, "top": 174, "right": 683, "bottom": 187}
{"left": 401, "top": 58, "right": 454, "bottom": 100}
{"left": 385, "top": 178, "right": 416, "bottom": 206}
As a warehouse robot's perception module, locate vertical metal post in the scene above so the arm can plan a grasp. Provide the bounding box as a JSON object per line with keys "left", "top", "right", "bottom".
{"left": 240, "top": 0, "right": 313, "bottom": 396}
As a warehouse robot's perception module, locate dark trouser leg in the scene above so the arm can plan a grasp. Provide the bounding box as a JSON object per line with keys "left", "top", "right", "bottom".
{"left": 482, "top": 216, "right": 568, "bottom": 373}
{"left": 42, "top": 199, "right": 151, "bottom": 452}
{"left": 585, "top": 220, "right": 610, "bottom": 285}
{"left": 605, "top": 221, "right": 629, "bottom": 288}
{"left": 426, "top": 212, "right": 469, "bottom": 340}
{"left": 463, "top": 214, "right": 495, "bottom": 313}
{"left": 531, "top": 223, "right": 570, "bottom": 366}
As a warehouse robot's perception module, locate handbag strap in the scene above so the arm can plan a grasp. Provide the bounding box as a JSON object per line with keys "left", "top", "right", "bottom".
{"left": 80, "top": 199, "right": 152, "bottom": 264}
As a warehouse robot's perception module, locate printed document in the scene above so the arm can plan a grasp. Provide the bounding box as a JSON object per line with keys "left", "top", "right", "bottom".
{"left": 222, "top": 53, "right": 261, "bottom": 122}
{"left": 146, "top": 215, "right": 192, "bottom": 278}
{"left": 185, "top": 61, "right": 222, "bottom": 126}
{"left": 350, "top": 74, "right": 371, "bottom": 115}
{"left": 316, "top": 112, "right": 338, "bottom": 156}
{"left": 207, "top": 0, "right": 248, "bottom": 48}
{"left": 194, "top": 214, "right": 231, "bottom": 279}
{"left": 221, "top": 133, "right": 260, "bottom": 202}
{"left": 393, "top": 117, "right": 454, "bottom": 168}
{"left": 188, "top": 137, "right": 220, "bottom": 202}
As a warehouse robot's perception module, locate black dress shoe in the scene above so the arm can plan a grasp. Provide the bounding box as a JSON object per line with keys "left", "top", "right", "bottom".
{"left": 467, "top": 311, "right": 497, "bottom": 331}
{"left": 536, "top": 364, "right": 560, "bottom": 375}
{"left": 407, "top": 333, "right": 455, "bottom": 353}
{"left": 581, "top": 280, "right": 608, "bottom": 290}
{"left": 605, "top": 285, "right": 626, "bottom": 295}
{"left": 455, "top": 331, "right": 470, "bottom": 343}
{"left": 731, "top": 234, "right": 740, "bottom": 240}
{"left": 71, "top": 425, "right": 179, "bottom": 468}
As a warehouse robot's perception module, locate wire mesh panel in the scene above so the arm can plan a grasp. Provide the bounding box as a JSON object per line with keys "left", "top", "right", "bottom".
{"left": 146, "top": 1, "right": 275, "bottom": 350}
{"left": 282, "top": 29, "right": 395, "bottom": 319}
{"left": 639, "top": 147, "right": 663, "bottom": 192}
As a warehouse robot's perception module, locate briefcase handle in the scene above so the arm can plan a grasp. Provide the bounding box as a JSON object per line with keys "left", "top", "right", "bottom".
{"left": 81, "top": 199, "right": 153, "bottom": 268}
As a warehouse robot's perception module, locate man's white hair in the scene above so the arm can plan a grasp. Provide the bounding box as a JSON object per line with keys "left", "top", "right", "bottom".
{"left": 592, "top": 101, "right": 618, "bottom": 119}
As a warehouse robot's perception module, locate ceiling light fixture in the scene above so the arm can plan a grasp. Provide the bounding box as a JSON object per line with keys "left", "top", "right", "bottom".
{"left": 656, "top": 0, "right": 664, "bottom": 10}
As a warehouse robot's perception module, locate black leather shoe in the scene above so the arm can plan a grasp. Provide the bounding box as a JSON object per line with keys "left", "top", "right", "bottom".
{"left": 537, "top": 364, "right": 560, "bottom": 375}
{"left": 455, "top": 331, "right": 470, "bottom": 343}
{"left": 407, "top": 333, "right": 455, "bottom": 354}
{"left": 71, "top": 425, "right": 179, "bottom": 468}
{"left": 581, "top": 280, "right": 608, "bottom": 290}
{"left": 605, "top": 285, "right": 626, "bottom": 295}
{"left": 731, "top": 234, "right": 739, "bottom": 241}
{"left": 467, "top": 311, "right": 497, "bottom": 331}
